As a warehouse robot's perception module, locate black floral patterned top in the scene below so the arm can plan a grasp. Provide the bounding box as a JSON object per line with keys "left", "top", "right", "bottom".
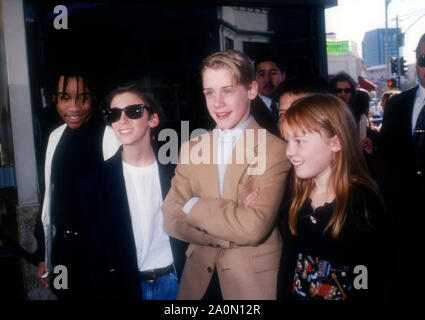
{"left": 277, "top": 184, "right": 384, "bottom": 300}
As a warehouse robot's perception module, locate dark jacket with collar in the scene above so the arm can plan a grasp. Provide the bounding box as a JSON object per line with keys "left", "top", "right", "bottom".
{"left": 77, "top": 145, "right": 187, "bottom": 299}
{"left": 250, "top": 96, "right": 281, "bottom": 137}
{"left": 375, "top": 85, "right": 421, "bottom": 299}
{"left": 378, "top": 85, "right": 418, "bottom": 167}
{"left": 377, "top": 85, "right": 424, "bottom": 192}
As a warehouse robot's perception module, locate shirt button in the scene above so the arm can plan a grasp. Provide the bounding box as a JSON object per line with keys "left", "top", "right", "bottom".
{"left": 207, "top": 267, "right": 213, "bottom": 273}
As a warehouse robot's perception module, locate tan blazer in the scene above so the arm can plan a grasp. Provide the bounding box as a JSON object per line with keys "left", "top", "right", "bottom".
{"left": 162, "top": 119, "right": 291, "bottom": 300}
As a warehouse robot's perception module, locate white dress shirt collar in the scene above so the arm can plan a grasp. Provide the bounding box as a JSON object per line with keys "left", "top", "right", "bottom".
{"left": 412, "top": 84, "right": 425, "bottom": 134}
{"left": 416, "top": 83, "right": 425, "bottom": 103}
{"left": 258, "top": 93, "right": 273, "bottom": 110}
{"left": 217, "top": 115, "right": 252, "bottom": 140}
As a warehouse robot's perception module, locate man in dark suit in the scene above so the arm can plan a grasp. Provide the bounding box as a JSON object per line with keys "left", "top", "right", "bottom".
{"left": 377, "top": 33, "right": 425, "bottom": 299}
{"left": 250, "top": 54, "right": 286, "bottom": 137}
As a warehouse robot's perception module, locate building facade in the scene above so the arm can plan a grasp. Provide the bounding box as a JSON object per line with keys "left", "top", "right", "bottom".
{"left": 326, "top": 33, "right": 364, "bottom": 81}
{"left": 362, "top": 28, "right": 401, "bottom": 68}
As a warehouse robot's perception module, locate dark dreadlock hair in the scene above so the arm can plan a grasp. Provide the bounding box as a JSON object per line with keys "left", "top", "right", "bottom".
{"left": 44, "top": 64, "right": 99, "bottom": 113}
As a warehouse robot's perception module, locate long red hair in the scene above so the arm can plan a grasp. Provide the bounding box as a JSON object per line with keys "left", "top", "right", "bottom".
{"left": 281, "top": 94, "right": 376, "bottom": 239}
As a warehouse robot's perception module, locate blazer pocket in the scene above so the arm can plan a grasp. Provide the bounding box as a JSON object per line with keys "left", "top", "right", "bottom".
{"left": 249, "top": 248, "right": 281, "bottom": 273}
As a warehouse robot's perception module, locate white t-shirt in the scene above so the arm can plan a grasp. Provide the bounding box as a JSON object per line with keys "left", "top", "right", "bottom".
{"left": 122, "top": 160, "right": 173, "bottom": 271}
{"left": 359, "top": 114, "right": 369, "bottom": 141}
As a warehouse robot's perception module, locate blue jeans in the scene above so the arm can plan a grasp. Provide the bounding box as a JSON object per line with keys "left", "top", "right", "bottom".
{"left": 141, "top": 269, "right": 179, "bottom": 300}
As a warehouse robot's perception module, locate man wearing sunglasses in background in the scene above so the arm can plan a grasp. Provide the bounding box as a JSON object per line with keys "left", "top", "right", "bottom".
{"left": 376, "top": 33, "right": 425, "bottom": 300}
{"left": 75, "top": 81, "right": 186, "bottom": 299}
{"left": 329, "top": 72, "right": 360, "bottom": 126}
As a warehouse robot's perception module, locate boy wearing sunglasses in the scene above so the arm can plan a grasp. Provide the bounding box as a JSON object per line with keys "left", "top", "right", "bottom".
{"left": 377, "top": 33, "right": 425, "bottom": 299}
{"left": 162, "top": 50, "right": 291, "bottom": 299}
{"left": 77, "top": 81, "right": 186, "bottom": 299}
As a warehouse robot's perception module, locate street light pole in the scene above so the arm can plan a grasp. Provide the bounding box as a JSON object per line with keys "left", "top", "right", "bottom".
{"left": 396, "top": 15, "right": 401, "bottom": 88}
{"left": 385, "top": 0, "right": 391, "bottom": 81}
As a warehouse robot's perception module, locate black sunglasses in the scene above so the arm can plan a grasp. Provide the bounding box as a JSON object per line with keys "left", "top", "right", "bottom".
{"left": 103, "top": 104, "right": 149, "bottom": 123}
{"left": 335, "top": 88, "right": 352, "bottom": 94}
{"left": 418, "top": 54, "right": 425, "bottom": 68}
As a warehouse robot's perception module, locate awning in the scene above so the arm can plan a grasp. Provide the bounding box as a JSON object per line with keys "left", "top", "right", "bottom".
{"left": 358, "top": 76, "right": 377, "bottom": 91}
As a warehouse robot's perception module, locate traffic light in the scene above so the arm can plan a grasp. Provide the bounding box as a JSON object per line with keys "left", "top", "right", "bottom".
{"left": 391, "top": 57, "right": 398, "bottom": 74}
{"left": 387, "top": 78, "right": 397, "bottom": 88}
{"left": 400, "top": 56, "right": 408, "bottom": 76}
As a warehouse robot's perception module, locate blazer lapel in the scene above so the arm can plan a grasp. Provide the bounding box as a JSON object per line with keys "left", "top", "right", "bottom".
{"left": 103, "top": 150, "right": 139, "bottom": 268}
{"left": 154, "top": 143, "right": 176, "bottom": 200}
{"left": 406, "top": 86, "right": 419, "bottom": 137}
{"left": 222, "top": 119, "right": 261, "bottom": 200}
{"left": 193, "top": 130, "right": 220, "bottom": 198}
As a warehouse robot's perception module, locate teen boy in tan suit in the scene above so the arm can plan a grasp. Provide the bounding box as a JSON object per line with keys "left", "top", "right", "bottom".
{"left": 162, "top": 50, "right": 291, "bottom": 300}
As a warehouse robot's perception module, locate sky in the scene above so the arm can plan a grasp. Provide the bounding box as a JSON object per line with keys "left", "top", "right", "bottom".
{"left": 325, "top": 0, "right": 425, "bottom": 64}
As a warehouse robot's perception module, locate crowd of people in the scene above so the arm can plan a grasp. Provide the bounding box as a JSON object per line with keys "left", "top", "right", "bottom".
{"left": 32, "top": 32, "right": 424, "bottom": 301}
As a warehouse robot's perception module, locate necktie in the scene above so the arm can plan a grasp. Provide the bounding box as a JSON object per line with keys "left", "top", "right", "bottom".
{"left": 413, "top": 103, "right": 425, "bottom": 171}
{"left": 270, "top": 100, "right": 279, "bottom": 123}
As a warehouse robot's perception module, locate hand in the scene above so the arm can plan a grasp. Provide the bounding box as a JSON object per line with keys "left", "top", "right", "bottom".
{"left": 370, "top": 123, "right": 379, "bottom": 131}
{"left": 362, "top": 137, "right": 373, "bottom": 154}
{"left": 37, "top": 261, "right": 50, "bottom": 288}
{"left": 243, "top": 187, "right": 259, "bottom": 208}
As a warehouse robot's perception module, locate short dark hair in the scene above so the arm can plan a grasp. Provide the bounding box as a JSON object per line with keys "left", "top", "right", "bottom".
{"left": 254, "top": 53, "right": 285, "bottom": 73}
{"left": 104, "top": 80, "right": 163, "bottom": 141}
{"left": 416, "top": 33, "right": 425, "bottom": 59}
{"left": 381, "top": 89, "right": 400, "bottom": 100}
{"left": 329, "top": 72, "right": 357, "bottom": 104}
{"left": 351, "top": 88, "right": 370, "bottom": 118}
{"left": 273, "top": 75, "right": 330, "bottom": 100}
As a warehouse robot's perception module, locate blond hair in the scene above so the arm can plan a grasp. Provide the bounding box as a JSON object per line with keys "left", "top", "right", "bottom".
{"left": 202, "top": 50, "right": 255, "bottom": 87}
{"left": 282, "top": 93, "right": 377, "bottom": 239}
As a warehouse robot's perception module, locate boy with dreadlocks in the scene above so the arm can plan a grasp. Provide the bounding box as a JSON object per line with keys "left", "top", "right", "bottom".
{"left": 34, "top": 67, "right": 120, "bottom": 299}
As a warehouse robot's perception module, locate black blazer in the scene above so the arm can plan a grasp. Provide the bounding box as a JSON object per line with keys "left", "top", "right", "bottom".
{"left": 379, "top": 86, "right": 417, "bottom": 164}
{"left": 250, "top": 96, "right": 281, "bottom": 137}
{"left": 375, "top": 85, "right": 420, "bottom": 299}
{"left": 377, "top": 85, "right": 425, "bottom": 189}
{"left": 77, "top": 146, "right": 187, "bottom": 299}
